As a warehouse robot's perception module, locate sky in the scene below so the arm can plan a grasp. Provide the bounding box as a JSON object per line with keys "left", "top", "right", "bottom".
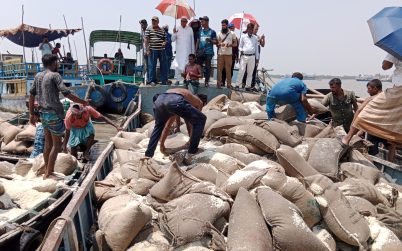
{"left": 0, "top": 0, "right": 401, "bottom": 76}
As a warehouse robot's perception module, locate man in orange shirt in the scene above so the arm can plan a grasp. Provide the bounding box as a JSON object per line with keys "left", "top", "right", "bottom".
{"left": 63, "top": 104, "right": 122, "bottom": 160}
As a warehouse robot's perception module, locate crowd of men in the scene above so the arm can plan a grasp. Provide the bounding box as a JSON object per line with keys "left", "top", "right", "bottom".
{"left": 139, "top": 16, "right": 265, "bottom": 93}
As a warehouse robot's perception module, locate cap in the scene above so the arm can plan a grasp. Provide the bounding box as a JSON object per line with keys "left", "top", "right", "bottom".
{"left": 181, "top": 17, "right": 188, "bottom": 22}
{"left": 151, "top": 16, "right": 159, "bottom": 21}
{"left": 228, "top": 23, "right": 235, "bottom": 28}
{"left": 139, "top": 19, "right": 147, "bottom": 24}
{"left": 200, "top": 16, "right": 209, "bottom": 21}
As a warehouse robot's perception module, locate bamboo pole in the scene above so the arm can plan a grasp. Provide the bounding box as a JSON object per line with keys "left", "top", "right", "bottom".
{"left": 81, "top": 17, "right": 90, "bottom": 71}
{"left": 63, "top": 14, "right": 72, "bottom": 54}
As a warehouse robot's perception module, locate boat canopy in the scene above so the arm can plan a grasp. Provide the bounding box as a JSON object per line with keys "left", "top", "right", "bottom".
{"left": 0, "top": 24, "right": 81, "bottom": 48}
{"left": 89, "top": 30, "right": 142, "bottom": 51}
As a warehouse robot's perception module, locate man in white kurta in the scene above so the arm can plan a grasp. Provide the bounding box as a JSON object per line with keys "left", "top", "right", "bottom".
{"left": 172, "top": 17, "right": 195, "bottom": 83}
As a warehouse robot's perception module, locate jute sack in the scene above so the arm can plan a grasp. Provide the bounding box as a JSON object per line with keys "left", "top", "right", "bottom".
{"left": 314, "top": 123, "right": 335, "bottom": 138}
{"left": 305, "top": 175, "right": 370, "bottom": 248}
{"left": 366, "top": 216, "right": 402, "bottom": 251}
{"left": 345, "top": 196, "right": 376, "bottom": 217}
{"left": 0, "top": 193, "right": 18, "bottom": 210}
{"left": 111, "top": 137, "right": 140, "bottom": 150}
{"left": 187, "top": 163, "right": 218, "bottom": 184}
{"left": 293, "top": 138, "right": 318, "bottom": 160}
{"left": 376, "top": 204, "right": 402, "bottom": 239}
{"left": 115, "top": 149, "right": 144, "bottom": 165}
{"left": 164, "top": 133, "right": 189, "bottom": 154}
{"left": 205, "top": 117, "right": 253, "bottom": 137}
{"left": 120, "top": 132, "right": 146, "bottom": 144}
{"left": 308, "top": 99, "right": 329, "bottom": 114}
{"left": 150, "top": 162, "right": 200, "bottom": 202}
{"left": 138, "top": 157, "right": 167, "bottom": 181}
{"left": 14, "top": 159, "right": 33, "bottom": 176}
{"left": 337, "top": 178, "right": 391, "bottom": 206}
{"left": 375, "top": 182, "right": 399, "bottom": 207}
{"left": 276, "top": 144, "right": 319, "bottom": 179}
{"left": 158, "top": 193, "right": 230, "bottom": 247}
{"left": 127, "top": 178, "right": 156, "bottom": 196}
{"left": 136, "top": 121, "right": 155, "bottom": 133}
{"left": 94, "top": 181, "right": 129, "bottom": 204}
{"left": 245, "top": 111, "right": 268, "bottom": 120}
{"left": 226, "top": 125, "right": 279, "bottom": 154}
{"left": 127, "top": 231, "right": 170, "bottom": 251}
{"left": 339, "top": 162, "right": 380, "bottom": 184}
{"left": 0, "top": 161, "right": 16, "bottom": 177}
{"left": 31, "top": 179, "right": 59, "bottom": 193}
{"left": 203, "top": 94, "right": 228, "bottom": 112}
{"left": 54, "top": 153, "right": 78, "bottom": 176}
{"left": 260, "top": 163, "right": 287, "bottom": 190}
{"left": 277, "top": 176, "right": 322, "bottom": 228}
{"left": 257, "top": 187, "right": 329, "bottom": 251}
{"left": 98, "top": 194, "right": 152, "bottom": 251}
{"left": 120, "top": 162, "right": 139, "bottom": 180}
{"left": 0, "top": 122, "right": 22, "bottom": 145}
{"left": 0, "top": 182, "right": 4, "bottom": 195}
{"left": 140, "top": 112, "right": 154, "bottom": 125}
{"left": 227, "top": 188, "right": 273, "bottom": 251}
{"left": 291, "top": 121, "right": 323, "bottom": 137}
{"left": 1, "top": 140, "right": 31, "bottom": 154}
{"left": 15, "top": 125, "right": 36, "bottom": 142}
{"left": 227, "top": 151, "right": 264, "bottom": 165}
{"left": 215, "top": 143, "right": 248, "bottom": 155}
{"left": 243, "top": 101, "right": 264, "bottom": 113}
{"left": 226, "top": 137, "right": 266, "bottom": 155}
{"left": 312, "top": 224, "right": 336, "bottom": 251}
{"left": 188, "top": 151, "right": 245, "bottom": 175}
{"left": 215, "top": 169, "right": 231, "bottom": 187}
{"left": 255, "top": 120, "right": 302, "bottom": 147}
{"left": 274, "top": 104, "right": 296, "bottom": 122}
{"left": 348, "top": 149, "right": 376, "bottom": 168}
{"left": 308, "top": 138, "right": 347, "bottom": 179}
{"left": 222, "top": 160, "right": 277, "bottom": 197}
{"left": 203, "top": 110, "right": 227, "bottom": 135}
{"left": 227, "top": 101, "right": 251, "bottom": 116}
{"left": 230, "top": 91, "right": 260, "bottom": 103}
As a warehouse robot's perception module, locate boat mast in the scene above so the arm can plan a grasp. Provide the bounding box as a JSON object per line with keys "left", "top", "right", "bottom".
{"left": 81, "top": 17, "right": 90, "bottom": 72}
{"left": 118, "top": 15, "right": 122, "bottom": 75}
{"left": 63, "top": 14, "right": 72, "bottom": 55}
{"left": 21, "top": 5, "right": 26, "bottom": 64}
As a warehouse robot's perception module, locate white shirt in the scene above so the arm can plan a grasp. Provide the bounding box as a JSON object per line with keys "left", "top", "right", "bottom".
{"left": 172, "top": 25, "right": 195, "bottom": 72}
{"left": 385, "top": 53, "right": 402, "bottom": 86}
{"left": 238, "top": 34, "right": 259, "bottom": 60}
{"left": 217, "top": 31, "right": 236, "bottom": 56}
{"left": 39, "top": 43, "right": 52, "bottom": 56}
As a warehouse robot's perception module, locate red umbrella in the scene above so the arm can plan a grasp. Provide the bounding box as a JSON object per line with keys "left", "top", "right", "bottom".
{"left": 155, "top": 0, "right": 196, "bottom": 20}
{"left": 228, "top": 12, "right": 259, "bottom": 30}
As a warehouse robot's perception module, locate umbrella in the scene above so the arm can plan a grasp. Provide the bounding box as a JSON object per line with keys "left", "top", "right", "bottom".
{"left": 368, "top": 7, "right": 402, "bottom": 60}
{"left": 155, "top": 0, "right": 196, "bottom": 20}
{"left": 228, "top": 12, "right": 259, "bottom": 30}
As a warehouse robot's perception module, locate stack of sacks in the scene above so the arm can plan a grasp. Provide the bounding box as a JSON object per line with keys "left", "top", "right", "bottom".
{"left": 0, "top": 122, "right": 36, "bottom": 155}
{"left": 95, "top": 94, "right": 402, "bottom": 250}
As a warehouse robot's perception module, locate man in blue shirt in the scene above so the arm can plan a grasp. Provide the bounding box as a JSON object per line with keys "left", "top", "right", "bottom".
{"left": 196, "top": 16, "right": 217, "bottom": 87}
{"left": 266, "top": 72, "right": 315, "bottom": 122}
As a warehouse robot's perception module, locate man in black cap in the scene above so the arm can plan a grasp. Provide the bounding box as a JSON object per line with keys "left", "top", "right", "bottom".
{"left": 195, "top": 16, "right": 217, "bottom": 87}
{"left": 139, "top": 19, "right": 149, "bottom": 81}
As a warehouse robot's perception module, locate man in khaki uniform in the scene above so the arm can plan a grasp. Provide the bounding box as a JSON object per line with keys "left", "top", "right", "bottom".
{"left": 217, "top": 19, "right": 237, "bottom": 89}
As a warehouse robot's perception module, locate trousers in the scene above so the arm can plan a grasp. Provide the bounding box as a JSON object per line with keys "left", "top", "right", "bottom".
{"left": 235, "top": 55, "right": 255, "bottom": 88}
{"left": 217, "top": 55, "right": 233, "bottom": 87}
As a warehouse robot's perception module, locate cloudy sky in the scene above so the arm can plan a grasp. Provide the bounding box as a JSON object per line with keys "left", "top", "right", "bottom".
{"left": 0, "top": 0, "right": 400, "bottom": 75}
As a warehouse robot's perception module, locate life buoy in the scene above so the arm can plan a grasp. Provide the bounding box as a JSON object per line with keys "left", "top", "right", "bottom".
{"left": 109, "top": 82, "right": 128, "bottom": 103}
{"left": 98, "top": 58, "right": 114, "bottom": 75}
{"left": 88, "top": 85, "right": 107, "bottom": 107}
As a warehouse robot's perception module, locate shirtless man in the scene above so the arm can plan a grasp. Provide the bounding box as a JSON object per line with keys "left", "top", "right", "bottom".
{"left": 145, "top": 88, "right": 206, "bottom": 157}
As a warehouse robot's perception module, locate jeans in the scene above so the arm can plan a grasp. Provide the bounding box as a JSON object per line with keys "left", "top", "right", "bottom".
{"left": 145, "top": 93, "right": 206, "bottom": 157}
{"left": 184, "top": 80, "right": 200, "bottom": 94}
{"left": 148, "top": 49, "right": 168, "bottom": 84}
{"left": 197, "top": 54, "right": 213, "bottom": 85}
{"left": 266, "top": 93, "right": 307, "bottom": 122}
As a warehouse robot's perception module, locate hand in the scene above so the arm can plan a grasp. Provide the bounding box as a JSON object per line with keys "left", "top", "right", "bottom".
{"left": 29, "top": 114, "right": 38, "bottom": 126}
{"left": 261, "top": 34, "right": 265, "bottom": 39}
{"left": 160, "top": 145, "right": 166, "bottom": 154}
{"left": 173, "top": 28, "right": 177, "bottom": 33}
{"left": 205, "top": 38, "right": 211, "bottom": 43}
{"left": 161, "top": 42, "right": 166, "bottom": 47}
{"left": 146, "top": 49, "right": 151, "bottom": 56}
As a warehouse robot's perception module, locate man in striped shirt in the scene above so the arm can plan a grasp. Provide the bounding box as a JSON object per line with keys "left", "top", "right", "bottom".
{"left": 145, "top": 16, "right": 168, "bottom": 85}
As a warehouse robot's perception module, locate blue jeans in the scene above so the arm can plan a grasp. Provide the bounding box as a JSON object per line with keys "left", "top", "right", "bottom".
{"left": 148, "top": 49, "right": 168, "bottom": 84}
{"left": 145, "top": 93, "right": 206, "bottom": 157}
{"left": 266, "top": 93, "right": 307, "bottom": 122}
{"left": 197, "top": 54, "right": 213, "bottom": 84}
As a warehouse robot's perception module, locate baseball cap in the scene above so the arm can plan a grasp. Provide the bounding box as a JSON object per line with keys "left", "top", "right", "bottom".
{"left": 228, "top": 23, "right": 235, "bottom": 28}
{"left": 151, "top": 16, "right": 159, "bottom": 21}
{"left": 199, "top": 16, "right": 209, "bottom": 21}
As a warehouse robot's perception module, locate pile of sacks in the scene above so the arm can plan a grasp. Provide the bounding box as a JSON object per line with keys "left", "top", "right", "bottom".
{"left": 94, "top": 94, "right": 402, "bottom": 251}
{"left": 0, "top": 153, "right": 80, "bottom": 236}
{"left": 0, "top": 121, "right": 37, "bottom": 155}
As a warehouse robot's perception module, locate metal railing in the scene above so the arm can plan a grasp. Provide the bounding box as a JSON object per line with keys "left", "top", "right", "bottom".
{"left": 39, "top": 94, "right": 142, "bottom": 251}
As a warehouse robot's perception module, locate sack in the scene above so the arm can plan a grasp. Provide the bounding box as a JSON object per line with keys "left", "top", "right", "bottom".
{"left": 337, "top": 178, "right": 390, "bottom": 206}
{"left": 245, "top": 112, "right": 268, "bottom": 120}
{"left": 255, "top": 120, "right": 302, "bottom": 147}
{"left": 138, "top": 157, "right": 166, "bottom": 181}
{"left": 227, "top": 188, "right": 273, "bottom": 251}
{"left": 98, "top": 194, "right": 152, "bottom": 251}
{"left": 227, "top": 151, "right": 264, "bottom": 165}
{"left": 140, "top": 112, "right": 154, "bottom": 125}
{"left": 120, "top": 162, "right": 139, "bottom": 180}
{"left": 127, "top": 178, "right": 156, "bottom": 196}
{"left": 206, "top": 117, "right": 254, "bottom": 137}
{"left": 1, "top": 140, "right": 31, "bottom": 154}
{"left": 308, "top": 99, "right": 328, "bottom": 114}
{"left": 308, "top": 138, "right": 346, "bottom": 179}
{"left": 115, "top": 149, "right": 144, "bottom": 165}
{"left": 312, "top": 224, "right": 336, "bottom": 251}
{"left": 54, "top": 153, "right": 78, "bottom": 175}
{"left": 348, "top": 149, "right": 376, "bottom": 168}
{"left": 127, "top": 230, "right": 170, "bottom": 251}
{"left": 15, "top": 125, "right": 36, "bottom": 142}
{"left": 120, "top": 132, "right": 146, "bottom": 144}
{"left": 111, "top": 137, "right": 140, "bottom": 150}
{"left": 293, "top": 138, "right": 318, "bottom": 160}
{"left": 291, "top": 121, "right": 323, "bottom": 137}
{"left": 203, "top": 110, "right": 227, "bottom": 135}
{"left": 150, "top": 162, "right": 199, "bottom": 201}
{"left": 94, "top": 181, "right": 129, "bottom": 204}
{"left": 345, "top": 196, "right": 376, "bottom": 217}
{"left": 0, "top": 193, "right": 18, "bottom": 210}
{"left": 339, "top": 162, "right": 380, "bottom": 184}
{"left": 164, "top": 133, "right": 189, "bottom": 154}
{"left": 276, "top": 145, "right": 319, "bottom": 179}
{"left": 243, "top": 101, "right": 264, "bottom": 114}
{"left": 189, "top": 151, "right": 245, "bottom": 175}
{"left": 314, "top": 123, "right": 335, "bottom": 138}
{"left": 366, "top": 216, "right": 402, "bottom": 251}
{"left": 227, "top": 101, "right": 251, "bottom": 116}
{"left": 158, "top": 193, "right": 230, "bottom": 246}
{"left": 0, "top": 122, "right": 22, "bottom": 145}
{"left": 215, "top": 143, "right": 248, "bottom": 155}
{"left": 230, "top": 91, "right": 261, "bottom": 103}
{"left": 187, "top": 163, "right": 218, "bottom": 184}
{"left": 0, "top": 161, "right": 16, "bottom": 177}
{"left": 257, "top": 187, "right": 328, "bottom": 251}
{"left": 222, "top": 160, "right": 276, "bottom": 196}
{"left": 226, "top": 125, "right": 279, "bottom": 154}
{"left": 203, "top": 94, "right": 228, "bottom": 112}
{"left": 31, "top": 179, "right": 58, "bottom": 193}
{"left": 226, "top": 137, "right": 266, "bottom": 155}
{"left": 376, "top": 204, "right": 402, "bottom": 239}
{"left": 274, "top": 104, "right": 297, "bottom": 122}
{"left": 0, "top": 182, "right": 4, "bottom": 196}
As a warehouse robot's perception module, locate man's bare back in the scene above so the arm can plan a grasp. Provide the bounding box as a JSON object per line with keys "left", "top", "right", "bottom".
{"left": 166, "top": 88, "right": 203, "bottom": 110}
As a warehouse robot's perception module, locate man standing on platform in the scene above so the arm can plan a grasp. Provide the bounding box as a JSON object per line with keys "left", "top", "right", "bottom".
{"left": 217, "top": 19, "right": 237, "bottom": 89}
{"left": 139, "top": 19, "right": 149, "bottom": 82}
{"left": 222, "top": 23, "right": 239, "bottom": 87}
{"left": 172, "top": 17, "right": 194, "bottom": 84}
{"left": 233, "top": 23, "right": 259, "bottom": 91}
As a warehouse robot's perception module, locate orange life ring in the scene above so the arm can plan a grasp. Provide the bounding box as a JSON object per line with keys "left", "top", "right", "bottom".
{"left": 98, "top": 58, "right": 114, "bottom": 75}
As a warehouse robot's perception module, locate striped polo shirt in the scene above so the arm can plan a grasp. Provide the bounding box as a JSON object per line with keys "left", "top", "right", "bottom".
{"left": 145, "top": 26, "right": 166, "bottom": 50}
